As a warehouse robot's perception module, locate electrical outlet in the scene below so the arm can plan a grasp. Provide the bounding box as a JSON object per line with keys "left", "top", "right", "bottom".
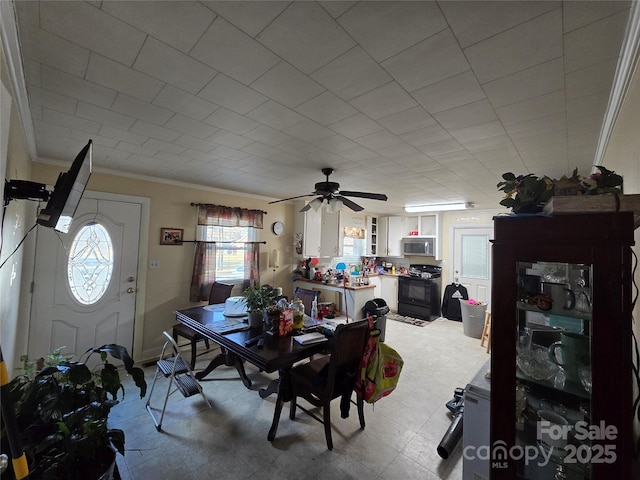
{"left": 149, "top": 260, "right": 160, "bottom": 269}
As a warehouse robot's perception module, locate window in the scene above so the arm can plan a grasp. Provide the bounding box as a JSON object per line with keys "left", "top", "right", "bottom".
{"left": 67, "top": 222, "right": 114, "bottom": 304}
{"left": 461, "top": 233, "right": 489, "bottom": 280}
{"left": 341, "top": 236, "right": 366, "bottom": 261}
{"left": 198, "top": 225, "right": 258, "bottom": 281}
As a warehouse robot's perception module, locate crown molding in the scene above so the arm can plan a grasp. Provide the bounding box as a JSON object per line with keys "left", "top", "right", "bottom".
{"left": 594, "top": 1, "right": 640, "bottom": 167}
{"left": 0, "top": 0, "right": 37, "bottom": 159}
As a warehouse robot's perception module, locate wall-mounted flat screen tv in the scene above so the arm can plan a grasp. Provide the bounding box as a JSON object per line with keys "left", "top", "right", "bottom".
{"left": 37, "top": 140, "right": 92, "bottom": 233}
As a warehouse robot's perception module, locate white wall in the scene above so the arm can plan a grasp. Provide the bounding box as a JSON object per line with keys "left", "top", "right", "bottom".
{"left": 0, "top": 38, "right": 34, "bottom": 374}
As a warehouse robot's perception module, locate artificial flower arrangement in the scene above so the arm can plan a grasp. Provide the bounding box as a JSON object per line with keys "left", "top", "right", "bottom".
{"left": 497, "top": 166, "right": 623, "bottom": 214}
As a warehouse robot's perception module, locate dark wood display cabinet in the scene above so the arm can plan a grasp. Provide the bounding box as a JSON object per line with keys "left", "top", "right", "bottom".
{"left": 490, "top": 212, "right": 636, "bottom": 479}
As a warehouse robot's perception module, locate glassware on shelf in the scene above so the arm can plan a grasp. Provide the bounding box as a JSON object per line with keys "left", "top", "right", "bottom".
{"left": 516, "top": 344, "right": 559, "bottom": 381}
{"left": 515, "top": 383, "right": 529, "bottom": 430}
{"left": 577, "top": 365, "right": 592, "bottom": 393}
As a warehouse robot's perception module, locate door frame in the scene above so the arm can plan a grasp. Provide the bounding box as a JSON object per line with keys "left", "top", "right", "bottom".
{"left": 27, "top": 190, "right": 150, "bottom": 362}
{"left": 449, "top": 222, "right": 494, "bottom": 303}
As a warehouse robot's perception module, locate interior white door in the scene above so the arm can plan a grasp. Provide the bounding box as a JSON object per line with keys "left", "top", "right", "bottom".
{"left": 452, "top": 226, "right": 493, "bottom": 307}
{"left": 29, "top": 195, "right": 141, "bottom": 361}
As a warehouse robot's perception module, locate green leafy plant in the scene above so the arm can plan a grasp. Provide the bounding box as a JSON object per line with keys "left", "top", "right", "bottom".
{"left": 242, "top": 285, "right": 278, "bottom": 313}
{"left": 2, "top": 345, "right": 147, "bottom": 480}
{"left": 497, "top": 166, "right": 623, "bottom": 214}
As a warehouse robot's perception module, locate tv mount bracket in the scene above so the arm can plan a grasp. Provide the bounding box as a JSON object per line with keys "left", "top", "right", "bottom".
{"left": 3, "top": 179, "right": 51, "bottom": 206}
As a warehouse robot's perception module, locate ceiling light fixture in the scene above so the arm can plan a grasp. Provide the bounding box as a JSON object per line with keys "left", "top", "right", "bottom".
{"left": 309, "top": 198, "right": 323, "bottom": 212}
{"left": 404, "top": 202, "right": 474, "bottom": 213}
{"left": 327, "top": 197, "right": 343, "bottom": 213}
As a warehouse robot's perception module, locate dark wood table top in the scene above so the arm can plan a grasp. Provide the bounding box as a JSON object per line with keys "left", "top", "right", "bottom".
{"left": 174, "top": 305, "right": 328, "bottom": 373}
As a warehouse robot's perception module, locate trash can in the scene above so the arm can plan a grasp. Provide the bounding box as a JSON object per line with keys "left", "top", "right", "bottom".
{"left": 363, "top": 298, "right": 390, "bottom": 342}
{"left": 460, "top": 301, "right": 487, "bottom": 339}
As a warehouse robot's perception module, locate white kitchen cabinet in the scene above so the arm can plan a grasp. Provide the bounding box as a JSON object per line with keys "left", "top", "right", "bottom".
{"left": 301, "top": 208, "right": 366, "bottom": 259}
{"left": 366, "top": 215, "right": 378, "bottom": 256}
{"left": 402, "top": 214, "right": 442, "bottom": 259}
{"left": 368, "top": 275, "right": 381, "bottom": 298}
{"left": 320, "top": 210, "right": 340, "bottom": 257}
{"left": 379, "top": 275, "right": 398, "bottom": 312}
{"left": 378, "top": 216, "right": 403, "bottom": 257}
{"left": 302, "top": 207, "right": 321, "bottom": 257}
{"left": 403, "top": 214, "right": 438, "bottom": 237}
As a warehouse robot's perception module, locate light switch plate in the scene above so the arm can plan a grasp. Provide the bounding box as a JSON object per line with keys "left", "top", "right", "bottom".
{"left": 149, "top": 260, "right": 160, "bottom": 269}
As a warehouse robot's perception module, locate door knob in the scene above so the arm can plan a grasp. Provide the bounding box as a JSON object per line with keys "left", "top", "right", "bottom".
{"left": 127, "top": 287, "right": 135, "bottom": 294}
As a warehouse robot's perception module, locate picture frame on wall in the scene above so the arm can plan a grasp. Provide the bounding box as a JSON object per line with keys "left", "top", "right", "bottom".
{"left": 160, "top": 227, "right": 183, "bottom": 245}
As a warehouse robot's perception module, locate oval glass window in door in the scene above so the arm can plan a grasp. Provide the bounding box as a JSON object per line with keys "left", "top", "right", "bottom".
{"left": 67, "top": 222, "right": 114, "bottom": 305}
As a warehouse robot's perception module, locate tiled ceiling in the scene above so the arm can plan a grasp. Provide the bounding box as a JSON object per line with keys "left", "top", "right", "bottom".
{"left": 11, "top": 1, "right": 633, "bottom": 214}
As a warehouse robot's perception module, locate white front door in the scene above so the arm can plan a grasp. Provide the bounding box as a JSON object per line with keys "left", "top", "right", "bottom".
{"left": 29, "top": 193, "right": 142, "bottom": 361}
{"left": 452, "top": 226, "right": 493, "bottom": 307}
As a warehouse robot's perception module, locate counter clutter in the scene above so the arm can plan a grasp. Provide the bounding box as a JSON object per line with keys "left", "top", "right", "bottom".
{"left": 294, "top": 278, "right": 377, "bottom": 321}
{"left": 295, "top": 258, "right": 408, "bottom": 287}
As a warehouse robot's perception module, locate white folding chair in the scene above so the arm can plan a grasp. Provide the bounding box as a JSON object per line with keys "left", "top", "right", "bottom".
{"left": 145, "top": 331, "right": 211, "bottom": 431}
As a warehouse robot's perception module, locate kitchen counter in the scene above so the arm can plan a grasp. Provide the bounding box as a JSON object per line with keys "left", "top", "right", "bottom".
{"left": 295, "top": 278, "right": 376, "bottom": 290}
{"left": 294, "top": 278, "right": 377, "bottom": 320}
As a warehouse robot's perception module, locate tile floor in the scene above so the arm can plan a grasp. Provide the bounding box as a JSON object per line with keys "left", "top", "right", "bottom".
{"left": 110, "top": 317, "right": 490, "bottom": 479}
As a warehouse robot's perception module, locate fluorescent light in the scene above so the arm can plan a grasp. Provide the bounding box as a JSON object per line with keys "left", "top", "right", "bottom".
{"left": 404, "top": 202, "right": 474, "bottom": 213}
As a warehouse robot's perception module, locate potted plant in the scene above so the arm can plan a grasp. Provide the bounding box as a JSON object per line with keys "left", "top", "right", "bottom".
{"left": 1, "top": 345, "right": 147, "bottom": 480}
{"left": 497, "top": 166, "right": 623, "bottom": 214}
{"left": 242, "top": 284, "right": 278, "bottom": 327}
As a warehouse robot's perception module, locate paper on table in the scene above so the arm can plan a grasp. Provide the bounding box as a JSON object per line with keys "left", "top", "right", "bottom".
{"left": 293, "top": 332, "right": 327, "bottom": 345}
{"left": 205, "top": 317, "right": 250, "bottom": 334}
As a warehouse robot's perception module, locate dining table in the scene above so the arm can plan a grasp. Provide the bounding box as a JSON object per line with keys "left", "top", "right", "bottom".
{"left": 174, "top": 304, "right": 331, "bottom": 440}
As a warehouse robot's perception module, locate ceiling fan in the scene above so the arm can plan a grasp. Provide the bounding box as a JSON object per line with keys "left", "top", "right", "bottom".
{"left": 268, "top": 168, "right": 388, "bottom": 213}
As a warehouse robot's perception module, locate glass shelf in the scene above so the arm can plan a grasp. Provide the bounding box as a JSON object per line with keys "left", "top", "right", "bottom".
{"left": 516, "top": 301, "right": 592, "bottom": 322}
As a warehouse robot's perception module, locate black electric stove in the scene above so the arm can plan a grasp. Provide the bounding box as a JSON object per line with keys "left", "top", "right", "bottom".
{"left": 397, "top": 264, "right": 442, "bottom": 321}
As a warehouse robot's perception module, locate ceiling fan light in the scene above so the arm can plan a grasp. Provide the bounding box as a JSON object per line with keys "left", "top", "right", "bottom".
{"left": 404, "top": 202, "right": 474, "bottom": 213}
{"left": 327, "top": 198, "right": 343, "bottom": 213}
{"left": 309, "top": 198, "right": 323, "bottom": 212}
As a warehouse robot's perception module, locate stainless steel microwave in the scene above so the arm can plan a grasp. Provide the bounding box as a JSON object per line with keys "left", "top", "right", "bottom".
{"left": 402, "top": 238, "right": 434, "bottom": 256}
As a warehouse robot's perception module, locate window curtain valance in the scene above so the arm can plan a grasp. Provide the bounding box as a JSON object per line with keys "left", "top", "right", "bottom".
{"left": 196, "top": 204, "right": 264, "bottom": 229}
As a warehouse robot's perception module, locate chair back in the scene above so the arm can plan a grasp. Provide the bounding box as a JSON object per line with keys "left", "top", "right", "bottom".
{"left": 293, "top": 287, "right": 320, "bottom": 316}
{"left": 322, "top": 320, "right": 370, "bottom": 398}
{"left": 209, "top": 282, "right": 234, "bottom": 305}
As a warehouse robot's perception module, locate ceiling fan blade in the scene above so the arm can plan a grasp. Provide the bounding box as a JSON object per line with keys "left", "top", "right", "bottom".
{"left": 336, "top": 195, "right": 364, "bottom": 212}
{"left": 268, "top": 193, "right": 314, "bottom": 204}
{"left": 339, "top": 190, "right": 388, "bottom": 201}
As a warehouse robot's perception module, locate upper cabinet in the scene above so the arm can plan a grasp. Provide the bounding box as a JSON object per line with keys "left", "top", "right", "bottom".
{"left": 298, "top": 207, "right": 366, "bottom": 258}
{"left": 378, "top": 216, "right": 403, "bottom": 257}
{"left": 403, "top": 214, "right": 442, "bottom": 259}
{"left": 403, "top": 214, "right": 439, "bottom": 237}
{"left": 366, "top": 215, "right": 377, "bottom": 256}
{"left": 320, "top": 210, "right": 340, "bottom": 257}
{"left": 301, "top": 206, "right": 321, "bottom": 257}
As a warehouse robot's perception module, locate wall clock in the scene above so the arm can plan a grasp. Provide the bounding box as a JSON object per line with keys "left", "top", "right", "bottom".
{"left": 271, "top": 221, "right": 285, "bottom": 236}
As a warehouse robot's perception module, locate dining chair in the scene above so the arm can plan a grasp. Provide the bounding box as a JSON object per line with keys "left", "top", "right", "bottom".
{"left": 287, "top": 319, "right": 370, "bottom": 450}
{"left": 146, "top": 331, "right": 211, "bottom": 431}
{"left": 172, "top": 281, "right": 234, "bottom": 368}
{"left": 293, "top": 287, "right": 320, "bottom": 316}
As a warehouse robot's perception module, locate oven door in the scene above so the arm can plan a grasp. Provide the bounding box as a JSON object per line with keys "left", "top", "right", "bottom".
{"left": 398, "top": 276, "right": 431, "bottom": 308}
